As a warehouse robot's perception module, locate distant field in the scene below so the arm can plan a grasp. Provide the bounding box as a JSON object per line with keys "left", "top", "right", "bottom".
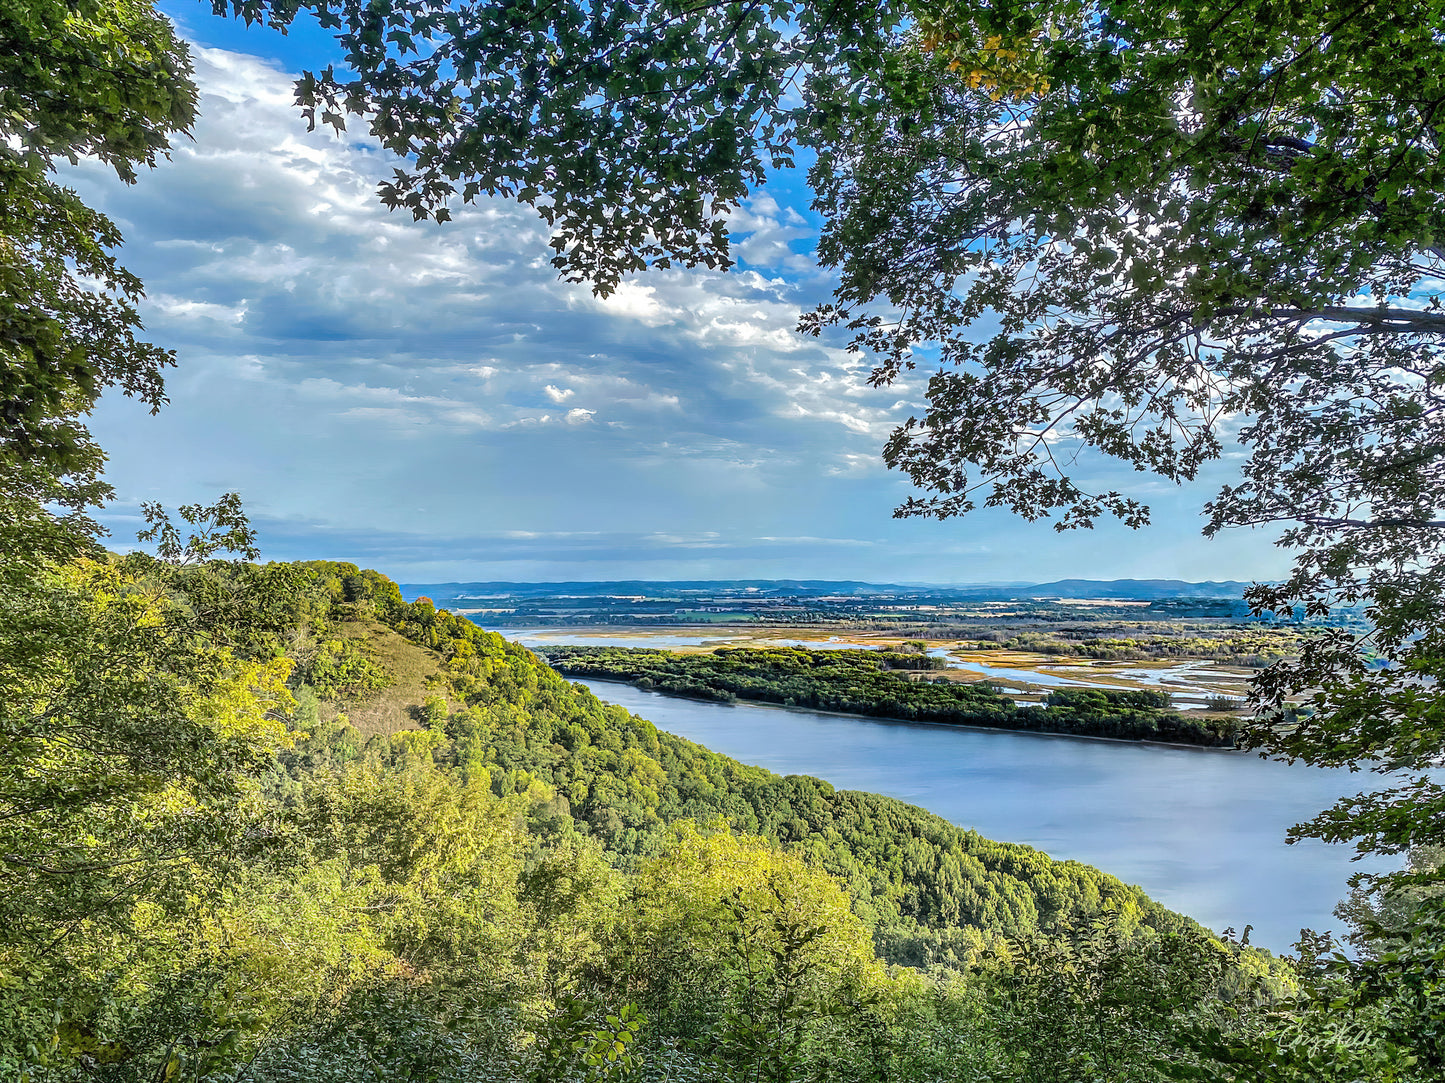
{"left": 403, "top": 580, "right": 1305, "bottom": 716}
{"left": 502, "top": 625, "right": 1259, "bottom": 713}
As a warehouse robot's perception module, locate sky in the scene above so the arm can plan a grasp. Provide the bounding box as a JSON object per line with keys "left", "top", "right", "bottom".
{"left": 70, "top": 3, "right": 1294, "bottom": 585}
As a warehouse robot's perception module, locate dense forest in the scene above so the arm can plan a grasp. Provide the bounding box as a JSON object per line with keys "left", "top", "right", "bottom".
{"left": 6, "top": 544, "right": 1311, "bottom": 1081}
{"left": 12, "top": 539, "right": 1440, "bottom": 1081}
{"left": 542, "top": 645, "right": 1239, "bottom": 747}
{"left": 355, "top": 582, "right": 1199, "bottom": 953}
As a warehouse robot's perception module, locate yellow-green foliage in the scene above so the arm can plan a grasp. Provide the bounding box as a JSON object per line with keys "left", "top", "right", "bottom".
{"left": 613, "top": 822, "right": 892, "bottom": 1075}
{"left": 623, "top": 820, "right": 884, "bottom": 995}
{"left": 299, "top": 636, "right": 391, "bottom": 701}
{"left": 1, "top": 556, "right": 1293, "bottom": 1083}
{"left": 1, "top": 554, "right": 295, "bottom": 954}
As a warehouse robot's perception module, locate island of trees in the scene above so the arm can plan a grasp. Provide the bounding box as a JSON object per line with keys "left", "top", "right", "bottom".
{"left": 543, "top": 644, "right": 1240, "bottom": 747}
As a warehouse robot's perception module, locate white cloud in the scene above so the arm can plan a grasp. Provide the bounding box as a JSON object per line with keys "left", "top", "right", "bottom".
{"left": 151, "top": 294, "right": 247, "bottom": 324}
{"left": 69, "top": 40, "right": 1286, "bottom": 583}
{"left": 826, "top": 452, "right": 886, "bottom": 476}
{"left": 729, "top": 192, "right": 816, "bottom": 273}
{"left": 591, "top": 281, "right": 670, "bottom": 325}
{"left": 72, "top": 47, "right": 899, "bottom": 455}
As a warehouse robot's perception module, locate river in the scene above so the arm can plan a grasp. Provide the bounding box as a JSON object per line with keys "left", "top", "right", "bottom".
{"left": 570, "top": 676, "right": 1390, "bottom": 954}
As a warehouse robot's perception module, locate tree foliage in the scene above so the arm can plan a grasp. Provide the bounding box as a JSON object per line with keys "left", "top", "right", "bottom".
{"left": 0, "top": 0, "right": 195, "bottom": 492}
{"left": 0, "top": 500, "right": 292, "bottom": 956}
{"left": 213, "top": 0, "right": 904, "bottom": 292}
{"left": 976, "top": 918, "right": 1236, "bottom": 1083}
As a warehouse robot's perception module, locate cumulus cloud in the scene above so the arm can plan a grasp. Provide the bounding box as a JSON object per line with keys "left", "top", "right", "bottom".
{"left": 71, "top": 47, "right": 899, "bottom": 423}
{"left": 729, "top": 193, "right": 817, "bottom": 273}
{"left": 69, "top": 41, "right": 1286, "bottom": 583}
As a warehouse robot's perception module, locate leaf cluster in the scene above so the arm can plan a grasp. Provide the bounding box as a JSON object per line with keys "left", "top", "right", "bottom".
{"left": 212, "top": 0, "right": 906, "bottom": 293}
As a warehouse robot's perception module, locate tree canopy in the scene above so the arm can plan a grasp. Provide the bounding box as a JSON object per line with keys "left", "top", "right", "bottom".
{"left": 215, "top": 0, "right": 906, "bottom": 291}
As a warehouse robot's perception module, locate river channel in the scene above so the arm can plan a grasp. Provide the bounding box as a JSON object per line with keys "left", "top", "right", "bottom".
{"left": 568, "top": 676, "right": 1388, "bottom": 954}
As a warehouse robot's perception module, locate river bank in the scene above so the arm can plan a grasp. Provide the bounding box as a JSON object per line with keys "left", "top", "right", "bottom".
{"left": 570, "top": 675, "right": 1243, "bottom": 753}
{"left": 568, "top": 676, "right": 1389, "bottom": 952}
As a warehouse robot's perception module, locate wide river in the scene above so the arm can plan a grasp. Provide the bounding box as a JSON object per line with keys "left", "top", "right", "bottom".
{"left": 569, "top": 676, "right": 1390, "bottom": 954}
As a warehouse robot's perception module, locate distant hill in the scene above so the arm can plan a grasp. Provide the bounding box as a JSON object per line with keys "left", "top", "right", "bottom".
{"left": 401, "top": 578, "right": 1256, "bottom": 603}
{"left": 401, "top": 580, "right": 908, "bottom": 599}
{"left": 964, "top": 579, "right": 1256, "bottom": 600}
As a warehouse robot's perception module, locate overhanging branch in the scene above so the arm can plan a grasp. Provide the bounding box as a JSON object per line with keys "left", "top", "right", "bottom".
{"left": 1208, "top": 306, "right": 1445, "bottom": 333}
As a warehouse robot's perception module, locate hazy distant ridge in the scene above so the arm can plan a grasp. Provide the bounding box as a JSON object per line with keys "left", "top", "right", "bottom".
{"left": 971, "top": 579, "right": 1256, "bottom": 600}
{"left": 402, "top": 578, "right": 1256, "bottom": 602}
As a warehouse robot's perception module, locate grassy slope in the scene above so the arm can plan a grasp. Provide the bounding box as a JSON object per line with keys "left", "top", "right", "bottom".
{"left": 322, "top": 618, "right": 446, "bottom": 738}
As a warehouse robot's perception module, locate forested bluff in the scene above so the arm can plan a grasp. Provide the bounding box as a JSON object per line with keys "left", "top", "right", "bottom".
{"left": 7, "top": 550, "right": 1351, "bottom": 1082}
{"left": 541, "top": 645, "right": 1240, "bottom": 747}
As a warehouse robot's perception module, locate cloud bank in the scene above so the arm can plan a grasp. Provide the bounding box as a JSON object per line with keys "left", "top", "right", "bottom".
{"left": 73, "top": 42, "right": 1286, "bottom": 583}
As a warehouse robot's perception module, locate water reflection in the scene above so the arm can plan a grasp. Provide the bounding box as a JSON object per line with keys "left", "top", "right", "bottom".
{"left": 572, "top": 678, "right": 1392, "bottom": 954}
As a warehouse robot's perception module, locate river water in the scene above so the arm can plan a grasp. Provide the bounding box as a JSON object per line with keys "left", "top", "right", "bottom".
{"left": 571, "top": 677, "right": 1390, "bottom": 954}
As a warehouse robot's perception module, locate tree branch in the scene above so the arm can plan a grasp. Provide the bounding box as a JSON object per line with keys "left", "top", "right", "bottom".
{"left": 1208, "top": 305, "right": 1445, "bottom": 333}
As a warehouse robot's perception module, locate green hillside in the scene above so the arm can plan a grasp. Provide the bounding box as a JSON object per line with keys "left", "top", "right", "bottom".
{"left": 0, "top": 551, "right": 1297, "bottom": 1082}
{"left": 377, "top": 600, "right": 1197, "bottom": 960}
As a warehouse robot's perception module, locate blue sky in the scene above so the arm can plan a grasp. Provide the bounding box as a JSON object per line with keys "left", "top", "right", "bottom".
{"left": 72, "top": 3, "right": 1292, "bottom": 584}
